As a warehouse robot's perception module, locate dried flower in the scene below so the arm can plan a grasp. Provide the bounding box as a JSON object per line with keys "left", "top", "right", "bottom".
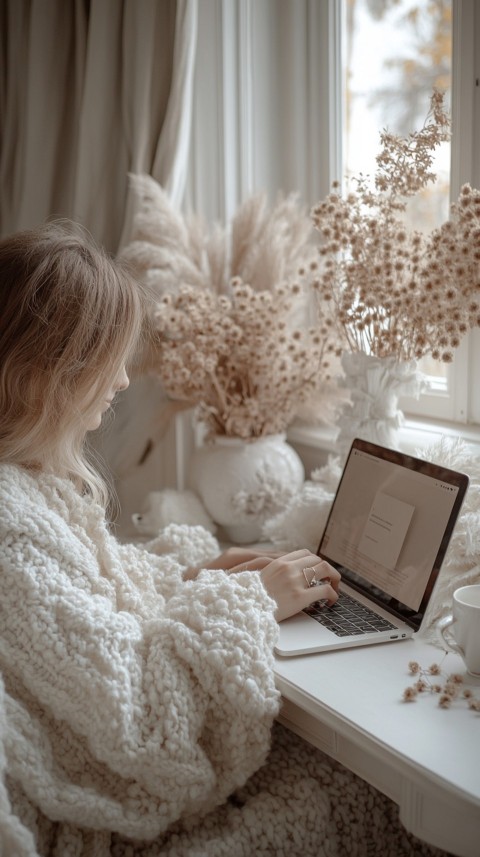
{"left": 403, "top": 687, "right": 418, "bottom": 702}
{"left": 150, "top": 280, "right": 341, "bottom": 439}
{"left": 442, "top": 681, "right": 459, "bottom": 699}
{"left": 310, "top": 91, "right": 480, "bottom": 362}
{"left": 122, "top": 182, "right": 346, "bottom": 438}
{"left": 401, "top": 654, "right": 480, "bottom": 713}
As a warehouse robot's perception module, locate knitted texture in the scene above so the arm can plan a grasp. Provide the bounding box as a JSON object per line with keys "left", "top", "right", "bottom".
{"left": 106, "top": 722, "right": 449, "bottom": 857}
{"left": 0, "top": 464, "right": 453, "bottom": 856}
{"left": 0, "top": 465, "right": 278, "bottom": 853}
{"left": 142, "top": 522, "right": 219, "bottom": 567}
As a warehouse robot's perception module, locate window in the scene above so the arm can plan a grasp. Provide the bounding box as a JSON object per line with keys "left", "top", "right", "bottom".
{"left": 339, "top": 0, "right": 480, "bottom": 427}
{"left": 188, "top": 0, "right": 480, "bottom": 440}
{"left": 342, "top": 0, "right": 452, "bottom": 414}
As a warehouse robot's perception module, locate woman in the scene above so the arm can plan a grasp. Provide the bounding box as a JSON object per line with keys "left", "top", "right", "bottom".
{"left": 0, "top": 223, "right": 445, "bottom": 857}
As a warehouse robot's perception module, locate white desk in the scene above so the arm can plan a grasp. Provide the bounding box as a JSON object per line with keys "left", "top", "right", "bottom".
{"left": 274, "top": 636, "right": 480, "bottom": 857}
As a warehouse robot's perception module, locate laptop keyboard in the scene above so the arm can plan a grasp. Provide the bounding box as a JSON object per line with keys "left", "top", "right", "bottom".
{"left": 304, "top": 591, "right": 397, "bottom": 637}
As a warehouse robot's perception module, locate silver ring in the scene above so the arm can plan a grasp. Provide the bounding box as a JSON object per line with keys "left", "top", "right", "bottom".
{"left": 302, "top": 566, "right": 332, "bottom": 589}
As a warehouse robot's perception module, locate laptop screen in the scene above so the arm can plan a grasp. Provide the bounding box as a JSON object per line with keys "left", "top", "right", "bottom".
{"left": 317, "top": 439, "right": 469, "bottom": 630}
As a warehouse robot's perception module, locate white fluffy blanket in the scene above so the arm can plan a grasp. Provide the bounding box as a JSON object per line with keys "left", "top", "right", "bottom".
{"left": 263, "top": 437, "right": 480, "bottom": 646}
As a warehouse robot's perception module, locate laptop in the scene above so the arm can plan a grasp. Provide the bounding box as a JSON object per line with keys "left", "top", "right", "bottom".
{"left": 275, "top": 437, "right": 469, "bottom": 657}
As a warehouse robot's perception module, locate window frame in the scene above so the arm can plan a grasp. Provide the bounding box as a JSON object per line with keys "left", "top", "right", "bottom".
{"left": 186, "top": 0, "right": 480, "bottom": 463}
{"left": 399, "top": 0, "right": 480, "bottom": 425}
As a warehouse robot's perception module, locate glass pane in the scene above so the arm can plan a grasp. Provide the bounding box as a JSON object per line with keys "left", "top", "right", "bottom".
{"left": 342, "top": 0, "right": 452, "bottom": 393}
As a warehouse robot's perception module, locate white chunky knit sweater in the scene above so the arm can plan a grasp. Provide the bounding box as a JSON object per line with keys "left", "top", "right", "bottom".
{"left": 0, "top": 465, "right": 451, "bottom": 857}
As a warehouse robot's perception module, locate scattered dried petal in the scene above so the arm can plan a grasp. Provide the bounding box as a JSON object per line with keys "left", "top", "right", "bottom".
{"left": 403, "top": 687, "right": 418, "bottom": 702}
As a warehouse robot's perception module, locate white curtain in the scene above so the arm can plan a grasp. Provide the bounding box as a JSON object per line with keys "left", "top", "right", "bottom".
{"left": 0, "top": 0, "right": 198, "bottom": 535}
{"left": 0, "top": 0, "right": 197, "bottom": 253}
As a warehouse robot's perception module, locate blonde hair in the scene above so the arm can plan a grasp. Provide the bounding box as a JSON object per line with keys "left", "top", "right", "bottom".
{"left": 0, "top": 220, "right": 148, "bottom": 506}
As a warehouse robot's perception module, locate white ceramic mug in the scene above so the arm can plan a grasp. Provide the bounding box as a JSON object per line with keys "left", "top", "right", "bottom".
{"left": 438, "top": 584, "right": 480, "bottom": 676}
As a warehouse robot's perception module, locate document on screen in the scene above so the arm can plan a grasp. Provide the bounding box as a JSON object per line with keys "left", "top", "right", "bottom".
{"left": 358, "top": 492, "right": 415, "bottom": 569}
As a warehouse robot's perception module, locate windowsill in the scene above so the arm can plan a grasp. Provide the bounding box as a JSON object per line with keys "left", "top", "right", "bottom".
{"left": 287, "top": 415, "right": 480, "bottom": 464}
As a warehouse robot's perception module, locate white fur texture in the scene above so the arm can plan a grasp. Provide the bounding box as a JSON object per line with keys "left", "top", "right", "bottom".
{"left": 262, "top": 456, "right": 342, "bottom": 552}
{"left": 413, "top": 437, "right": 480, "bottom": 643}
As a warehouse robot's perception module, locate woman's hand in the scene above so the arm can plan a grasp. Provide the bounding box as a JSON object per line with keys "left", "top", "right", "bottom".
{"left": 258, "top": 549, "right": 340, "bottom": 622}
{"left": 183, "top": 546, "right": 282, "bottom": 580}
{"left": 223, "top": 548, "right": 340, "bottom": 622}
{"left": 186, "top": 547, "right": 340, "bottom": 623}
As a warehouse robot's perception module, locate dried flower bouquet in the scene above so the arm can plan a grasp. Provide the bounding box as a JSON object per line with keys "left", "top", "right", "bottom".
{"left": 310, "top": 90, "right": 480, "bottom": 364}
{"left": 151, "top": 279, "right": 341, "bottom": 440}
{"left": 121, "top": 174, "right": 346, "bottom": 439}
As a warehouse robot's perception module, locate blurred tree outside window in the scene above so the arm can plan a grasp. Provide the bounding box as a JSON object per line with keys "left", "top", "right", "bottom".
{"left": 342, "top": 0, "right": 452, "bottom": 395}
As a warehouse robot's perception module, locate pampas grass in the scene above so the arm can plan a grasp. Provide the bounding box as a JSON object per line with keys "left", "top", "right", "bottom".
{"left": 120, "top": 174, "right": 214, "bottom": 294}
{"left": 229, "top": 193, "right": 316, "bottom": 292}
{"left": 120, "top": 174, "right": 317, "bottom": 298}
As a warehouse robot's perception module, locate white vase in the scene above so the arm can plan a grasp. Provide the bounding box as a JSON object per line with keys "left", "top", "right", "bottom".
{"left": 336, "top": 351, "right": 424, "bottom": 459}
{"left": 191, "top": 433, "right": 305, "bottom": 544}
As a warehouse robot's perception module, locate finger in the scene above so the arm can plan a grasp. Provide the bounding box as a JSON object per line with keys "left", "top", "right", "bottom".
{"left": 272, "top": 548, "right": 312, "bottom": 562}
{"left": 227, "top": 557, "right": 272, "bottom": 574}
{"left": 262, "top": 550, "right": 318, "bottom": 579}
{"left": 222, "top": 548, "right": 284, "bottom": 569}
{"left": 230, "top": 550, "right": 313, "bottom": 581}
{"left": 305, "top": 582, "right": 339, "bottom": 609}
{"left": 299, "top": 558, "right": 341, "bottom": 590}
{"left": 207, "top": 549, "right": 263, "bottom": 570}
{"left": 239, "top": 549, "right": 281, "bottom": 560}
{"left": 318, "top": 563, "right": 341, "bottom": 593}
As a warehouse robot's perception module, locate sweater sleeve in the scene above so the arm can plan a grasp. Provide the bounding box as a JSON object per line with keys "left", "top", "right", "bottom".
{"left": 141, "top": 522, "right": 221, "bottom": 568}
{"left": 0, "top": 484, "right": 280, "bottom": 840}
